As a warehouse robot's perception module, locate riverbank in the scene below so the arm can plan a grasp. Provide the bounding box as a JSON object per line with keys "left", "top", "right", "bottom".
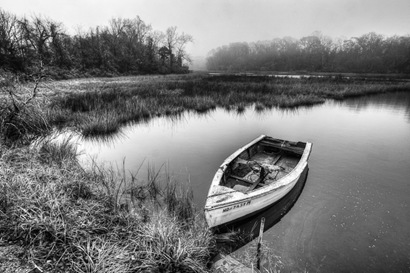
{"left": 0, "top": 139, "right": 214, "bottom": 272}
{"left": 42, "top": 73, "right": 410, "bottom": 137}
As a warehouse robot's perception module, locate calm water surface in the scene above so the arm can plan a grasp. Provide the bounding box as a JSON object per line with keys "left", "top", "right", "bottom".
{"left": 77, "top": 92, "right": 410, "bottom": 272}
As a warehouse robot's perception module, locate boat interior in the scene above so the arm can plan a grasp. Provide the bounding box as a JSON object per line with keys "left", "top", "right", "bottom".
{"left": 221, "top": 138, "right": 306, "bottom": 193}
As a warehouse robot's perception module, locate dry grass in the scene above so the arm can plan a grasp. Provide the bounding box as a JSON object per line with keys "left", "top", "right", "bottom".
{"left": 0, "top": 140, "right": 215, "bottom": 272}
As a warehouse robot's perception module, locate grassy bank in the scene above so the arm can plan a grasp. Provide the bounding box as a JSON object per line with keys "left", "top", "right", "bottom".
{"left": 1, "top": 75, "right": 216, "bottom": 272}
{"left": 0, "top": 139, "right": 214, "bottom": 272}
{"left": 43, "top": 73, "right": 410, "bottom": 137}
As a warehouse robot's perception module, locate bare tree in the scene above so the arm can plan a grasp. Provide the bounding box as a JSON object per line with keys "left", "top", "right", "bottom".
{"left": 17, "top": 15, "right": 65, "bottom": 66}
{"left": 0, "top": 65, "right": 50, "bottom": 145}
{"left": 164, "top": 26, "right": 193, "bottom": 72}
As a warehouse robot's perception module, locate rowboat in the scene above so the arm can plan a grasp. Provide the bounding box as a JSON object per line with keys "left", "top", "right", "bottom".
{"left": 204, "top": 135, "right": 312, "bottom": 228}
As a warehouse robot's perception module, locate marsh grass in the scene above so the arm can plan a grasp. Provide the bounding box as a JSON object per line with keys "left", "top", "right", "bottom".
{"left": 0, "top": 140, "right": 214, "bottom": 272}
{"left": 135, "top": 212, "right": 212, "bottom": 272}
{"left": 46, "top": 74, "right": 410, "bottom": 137}
{"left": 37, "top": 135, "right": 79, "bottom": 167}
{"left": 80, "top": 112, "right": 122, "bottom": 137}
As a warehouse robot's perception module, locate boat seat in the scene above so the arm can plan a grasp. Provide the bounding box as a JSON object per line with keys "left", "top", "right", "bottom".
{"left": 230, "top": 175, "right": 254, "bottom": 184}
{"left": 233, "top": 184, "right": 248, "bottom": 193}
{"left": 251, "top": 153, "right": 281, "bottom": 166}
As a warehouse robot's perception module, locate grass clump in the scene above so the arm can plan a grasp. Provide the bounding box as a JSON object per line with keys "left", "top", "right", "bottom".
{"left": 0, "top": 140, "right": 215, "bottom": 272}
{"left": 38, "top": 136, "right": 79, "bottom": 167}
{"left": 230, "top": 240, "right": 284, "bottom": 273}
{"left": 136, "top": 213, "right": 211, "bottom": 272}
{"left": 80, "top": 113, "right": 122, "bottom": 138}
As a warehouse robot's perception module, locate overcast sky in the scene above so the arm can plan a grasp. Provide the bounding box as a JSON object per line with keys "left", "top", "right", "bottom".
{"left": 2, "top": 0, "right": 410, "bottom": 57}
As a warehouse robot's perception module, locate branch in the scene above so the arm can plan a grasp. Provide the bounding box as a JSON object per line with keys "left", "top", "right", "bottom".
{"left": 23, "top": 63, "right": 45, "bottom": 106}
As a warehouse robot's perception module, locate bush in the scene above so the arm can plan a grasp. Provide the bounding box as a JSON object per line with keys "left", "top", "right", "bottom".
{"left": 0, "top": 73, "right": 51, "bottom": 146}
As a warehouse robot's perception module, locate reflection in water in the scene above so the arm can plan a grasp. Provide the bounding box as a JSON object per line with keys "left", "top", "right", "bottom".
{"left": 216, "top": 167, "right": 309, "bottom": 254}
{"left": 338, "top": 91, "right": 410, "bottom": 122}
{"left": 80, "top": 129, "right": 126, "bottom": 147}
{"left": 76, "top": 91, "right": 410, "bottom": 272}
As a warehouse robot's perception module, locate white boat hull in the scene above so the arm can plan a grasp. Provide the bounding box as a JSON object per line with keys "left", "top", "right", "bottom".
{"left": 204, "top": 135, "right": 312, "bottom": 228}
{"left": 205, "top": 163, "right": 306, "bottom": 228}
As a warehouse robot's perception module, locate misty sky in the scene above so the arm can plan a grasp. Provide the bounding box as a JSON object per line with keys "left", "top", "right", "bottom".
{"left": 2, "top": 0, "right": 410, "bottom": 57}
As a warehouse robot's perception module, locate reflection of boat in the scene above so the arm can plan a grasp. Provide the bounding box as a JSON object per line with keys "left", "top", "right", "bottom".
{"left": 204, "top": 135, "right": 312, "bottom": 228}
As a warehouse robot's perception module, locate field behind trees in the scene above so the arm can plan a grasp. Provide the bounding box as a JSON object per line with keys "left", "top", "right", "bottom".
{"left": 206, "top": 32, "right": 410, "bottom": 74}
{"left": 0, "top": 8, "right": 192, "bottom": 78}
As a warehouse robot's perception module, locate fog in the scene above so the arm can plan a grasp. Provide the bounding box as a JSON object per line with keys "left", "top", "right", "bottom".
{"left": 2, "top": 0, "right": 410, "bottom": 59}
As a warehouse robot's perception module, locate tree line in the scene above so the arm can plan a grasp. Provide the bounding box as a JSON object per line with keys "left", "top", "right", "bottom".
{"left": 206, "top": 31, "right": 410, "bottom": 74}
{"left": 0, "top": 8, "right": 193, "bottom": 78}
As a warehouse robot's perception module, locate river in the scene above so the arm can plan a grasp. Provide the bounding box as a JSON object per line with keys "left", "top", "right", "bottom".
{"left": 76, "top": 91, "right": 410, "bottom": 272}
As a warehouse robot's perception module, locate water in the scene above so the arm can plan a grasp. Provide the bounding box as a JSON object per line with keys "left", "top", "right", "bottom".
{"left": 76, "top": 91, "right": 410, "bottom": 272}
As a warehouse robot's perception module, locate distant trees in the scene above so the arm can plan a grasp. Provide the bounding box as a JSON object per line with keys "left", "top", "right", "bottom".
{"left": 0, "top": 8, "right": 193, "bottom": 78}
{"left": 206, "top": 32, "right": 410, "bottom": 74}
{"left": 0, "top": 10, "right": 24, "bottom": 71}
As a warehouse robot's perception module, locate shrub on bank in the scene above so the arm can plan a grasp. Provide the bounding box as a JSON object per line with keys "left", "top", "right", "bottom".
{"left": 0, "top": 74, "right": 51, "bottom": 145}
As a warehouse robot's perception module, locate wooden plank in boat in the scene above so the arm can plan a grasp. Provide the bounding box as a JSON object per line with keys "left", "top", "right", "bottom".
{"left": 259, "top": 140, "right": 304, "bottom": 155}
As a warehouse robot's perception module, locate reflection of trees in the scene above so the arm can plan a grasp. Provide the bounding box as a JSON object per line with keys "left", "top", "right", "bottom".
{"left": 207, "top": 32, "right": 410, "bottom": 74}
{"left": 340, "top": 92, "right": 410, "bottom": 122}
